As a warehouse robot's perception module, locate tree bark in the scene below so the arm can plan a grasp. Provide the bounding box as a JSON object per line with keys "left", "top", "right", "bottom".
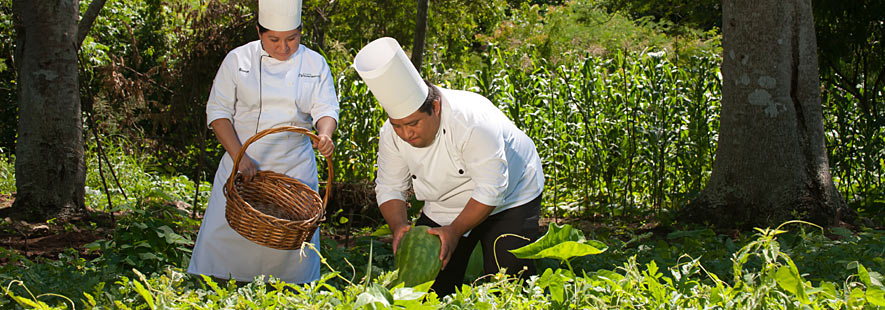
{"left": 678, "top": 0, "right": 850, "bottom": 229}
{"left": 411, "top": 0, "right": 429, "bottom": 70}
{"left": 7, "top": 0, "right": 86, "bottom": 221}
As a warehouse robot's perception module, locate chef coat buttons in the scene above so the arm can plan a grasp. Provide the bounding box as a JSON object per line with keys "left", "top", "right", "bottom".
{"left": 458, "top": 169, "right": 464, "bottom": 174}
{"left": 443, "top": 129, "right": 446, "bottom": 134}
{"left": 411, "top": 175, "right": 417, "bottom": 179}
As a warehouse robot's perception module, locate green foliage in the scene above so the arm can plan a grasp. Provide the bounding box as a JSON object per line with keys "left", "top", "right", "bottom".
{"left": 510, "top": 223, "right": 607, "bottom": 273}
{"left": 8, "top": 221, "right": 885, "bottom": 308}
{"left": 599, "top": 0, "right": 721, "bottom": 33}
{"left": 449, "top": 49, "right": 721, "bottom": 217}
{"left": 0, "top": 248, "right": 120, "bottom": 308}
{"left": 0, "top": 0, "right": 15, "bottom": 153}
{"left": 464, "top": 243, "right": 484, "bottom": 282}
{"left": 477, "top": 0, "right": 720, "bottom": 65}
{"left": 84, "top": 137, "right": 210, "bottom": 213}
{"left": 0, "top": 152, "right": 13, "bottom": 193}
{"left": 320, "top": 236, "right": 395, "bottom": 287}
{"left": 814, "top": 0, "right": 885, "bottom": 218}
{"left": 85, "top": 200, "right": 199, "bottom": 274}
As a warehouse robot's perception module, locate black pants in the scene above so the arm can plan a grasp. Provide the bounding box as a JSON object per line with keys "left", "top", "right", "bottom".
{"left": 415, "top": 194, "right": 541, "bottom": 296}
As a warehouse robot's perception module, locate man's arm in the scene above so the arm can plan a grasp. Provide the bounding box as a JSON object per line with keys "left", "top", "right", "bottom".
{"left": 380, "top": 199, "right": 411, "bottom": 254}
{"left": 427, "top": 198, "right": 494, "bottom": 269}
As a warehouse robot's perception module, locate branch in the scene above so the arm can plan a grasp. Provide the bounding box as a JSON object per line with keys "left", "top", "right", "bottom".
{"left": 77, "top": 0, "right": 108, "bottom": 49}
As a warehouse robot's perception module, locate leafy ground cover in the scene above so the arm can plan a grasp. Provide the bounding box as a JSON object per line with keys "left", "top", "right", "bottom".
{"left": 2, "top": 199, "right": 884, "bottom": 309}
{"left": 1, "top": 148, "right": 884, "bottom": 308}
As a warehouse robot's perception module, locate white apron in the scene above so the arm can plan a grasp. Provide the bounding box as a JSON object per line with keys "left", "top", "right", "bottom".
{"left": 187, "top": 134, "right": 321, "bottom": 284}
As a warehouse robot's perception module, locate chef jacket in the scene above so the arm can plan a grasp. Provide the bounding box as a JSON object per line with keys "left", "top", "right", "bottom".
{"left": 375, "top": 87, "right": 544, "bottom": 226}
{"left": 188, "top": 40, "right": 338, "bottom": 284}
{"left": 206, "top": 40, "right": 338, "bottom": 139}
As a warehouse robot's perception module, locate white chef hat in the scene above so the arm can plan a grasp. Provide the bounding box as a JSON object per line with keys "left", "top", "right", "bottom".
{"left": 259, "top": 0, "right": 302, "bottom": 31}
{"left": 353, "top": 37, "right": 428, "bottom": 119}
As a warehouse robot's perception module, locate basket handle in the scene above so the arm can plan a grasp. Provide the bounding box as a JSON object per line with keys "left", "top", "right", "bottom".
{"left": 225, "top": 126, "right": 333, "bottom": 209}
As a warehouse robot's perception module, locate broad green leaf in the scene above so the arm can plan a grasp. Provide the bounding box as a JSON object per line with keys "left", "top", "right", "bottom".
{"left": 509, "top": 223, "right": 607, "bottom": 261}
{"left": 538, "top": 268, "right": 568, "bottom": 303}
{"left": 516, "top": 240, "right": 607, "bottom": 261}
{"left": 83, "top": 292, "right": 97, "bottom": 307}
{"left": 392, "top": 287, "right": 425, "bottom": 301}
{"left": 373, "top": 283, "right": 394, "bottom": 305}
{"left": 131, "top": 280, "right": 155, "bottom": 309}
{"left": 156, "top": 225, "right": 191, "bottom": 245}
{"left": 412, "top": 280, "right": 434, "bottom": 293}
{"left": 819, "top": 281, "right": 838, "bottom": 299}
{"left": 858, "top": 263, "right": 873, "bottom": 286}
{"left": 355, "top": 284, "right": 393, "bottom": 309}
{"left": 371, "top": 224, "right": 391, "bottom": 237}
{"left": 774, "top": 266, "right": 799, "bottom": 295}
{"left": 138, "top": 253, "right": 162, "bottom": 261}
{"left": 200, "top": 274, "right": 226, "bottom": 297}
{"left": 464, "top": 243, "right": 483, "bottom": 281}
{"left": 774, "top": 266, "right": 810, "bottom": 304}
{"left": 10, "top": 295, "right": 42, "bottom": 308}
{"left": 867, "top": 286, "right": 885, "bottom": 306}
{"left": 848, "top": 287, "right": 867, "bottom": 308}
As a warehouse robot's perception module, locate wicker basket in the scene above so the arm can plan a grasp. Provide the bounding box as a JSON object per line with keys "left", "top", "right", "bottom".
{"left": 223, "top": 126, "right": 333, "bottom": 250}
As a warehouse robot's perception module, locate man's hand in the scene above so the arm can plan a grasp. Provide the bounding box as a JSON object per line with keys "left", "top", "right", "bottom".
{"left": 427, "top": 225, "right": 461, "bottom": 269}
{"left": 313, "top": 134, "right": 335, "bottom": 158}
{"left": 390, "top": 224, "right": 412, "bottom": 254}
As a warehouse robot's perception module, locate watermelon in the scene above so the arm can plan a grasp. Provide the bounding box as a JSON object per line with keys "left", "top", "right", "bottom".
{"left": 395, "top": 225, "right": 442, "bottom": 287}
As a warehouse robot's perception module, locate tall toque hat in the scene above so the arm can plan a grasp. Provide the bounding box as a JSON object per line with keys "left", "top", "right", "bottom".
{"left": 353, "top": 37, "right": 428, "bottom": 119}
{"left": 259, "top": 0, "right": 302, "bottom": 31}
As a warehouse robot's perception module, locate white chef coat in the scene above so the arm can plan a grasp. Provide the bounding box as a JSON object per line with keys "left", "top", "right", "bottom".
{"left": 375, "top": 87, "right": 544, "bottom": 226}
{"left": 188, "top": 40, "right": 339, "bottom": 284}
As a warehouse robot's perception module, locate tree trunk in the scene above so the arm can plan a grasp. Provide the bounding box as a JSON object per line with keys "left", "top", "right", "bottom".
{"left": 411, "top": 0, "right": 429, "bottom": 70}
{"left": 678, "top": 0, "right": 850, "bottom": 229}
{"left": 7, "top": 0, "right": 86, "bottom": 221}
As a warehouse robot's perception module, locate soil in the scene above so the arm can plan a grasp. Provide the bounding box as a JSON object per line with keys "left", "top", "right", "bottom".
{"left": 0, "top": 193, "right": 115, "bottom": 264}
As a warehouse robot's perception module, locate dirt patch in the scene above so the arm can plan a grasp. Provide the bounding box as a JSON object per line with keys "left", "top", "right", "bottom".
{"left": 0, "top": 194, "right": 114, "bottom": 264}
{"left": 1, "top": 224, "right": 107, "bottom": 259}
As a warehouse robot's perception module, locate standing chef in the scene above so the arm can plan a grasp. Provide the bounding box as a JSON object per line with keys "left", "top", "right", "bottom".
{"left": 353, "top": 37, "right": 545, "bottom": 296}
{"left": 187, "top": 0, "right": 339, "bottom": 284}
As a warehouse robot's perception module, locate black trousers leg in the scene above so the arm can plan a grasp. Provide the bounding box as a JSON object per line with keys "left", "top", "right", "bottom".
{"left": 475, "top": 194, "right": 541, "bottom": 279}
{"left": 414, "top": 194, "right": 541, "bottom": 296}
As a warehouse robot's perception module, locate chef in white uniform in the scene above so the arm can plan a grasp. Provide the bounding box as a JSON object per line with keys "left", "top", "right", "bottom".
{"left": 353, "top": 37, "right": 544, "bottom": 296}
{"left": 187, "top": 0, "right": 339, "bottom": 284}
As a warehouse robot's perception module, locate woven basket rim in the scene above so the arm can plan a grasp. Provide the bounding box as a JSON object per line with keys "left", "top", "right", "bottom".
{"left": 222, "top": 126, "right": 333, "bottom": 249}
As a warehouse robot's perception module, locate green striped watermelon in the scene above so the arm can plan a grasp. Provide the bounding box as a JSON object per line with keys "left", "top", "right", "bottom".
{"left": 395, "top": 225, "right": 442, "bottom": 287}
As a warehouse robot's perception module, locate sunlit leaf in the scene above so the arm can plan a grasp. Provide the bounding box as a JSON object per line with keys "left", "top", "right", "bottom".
{"left": 510, "top": 223, "right": 607, "bottom": 261}
{"left": 867, "top": 286, "right": 885, "bottom": 306}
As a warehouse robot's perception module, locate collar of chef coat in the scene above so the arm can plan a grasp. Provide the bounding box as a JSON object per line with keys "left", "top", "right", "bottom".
{"left": 256, "top": 44, "right": 304, "bottom": 63}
